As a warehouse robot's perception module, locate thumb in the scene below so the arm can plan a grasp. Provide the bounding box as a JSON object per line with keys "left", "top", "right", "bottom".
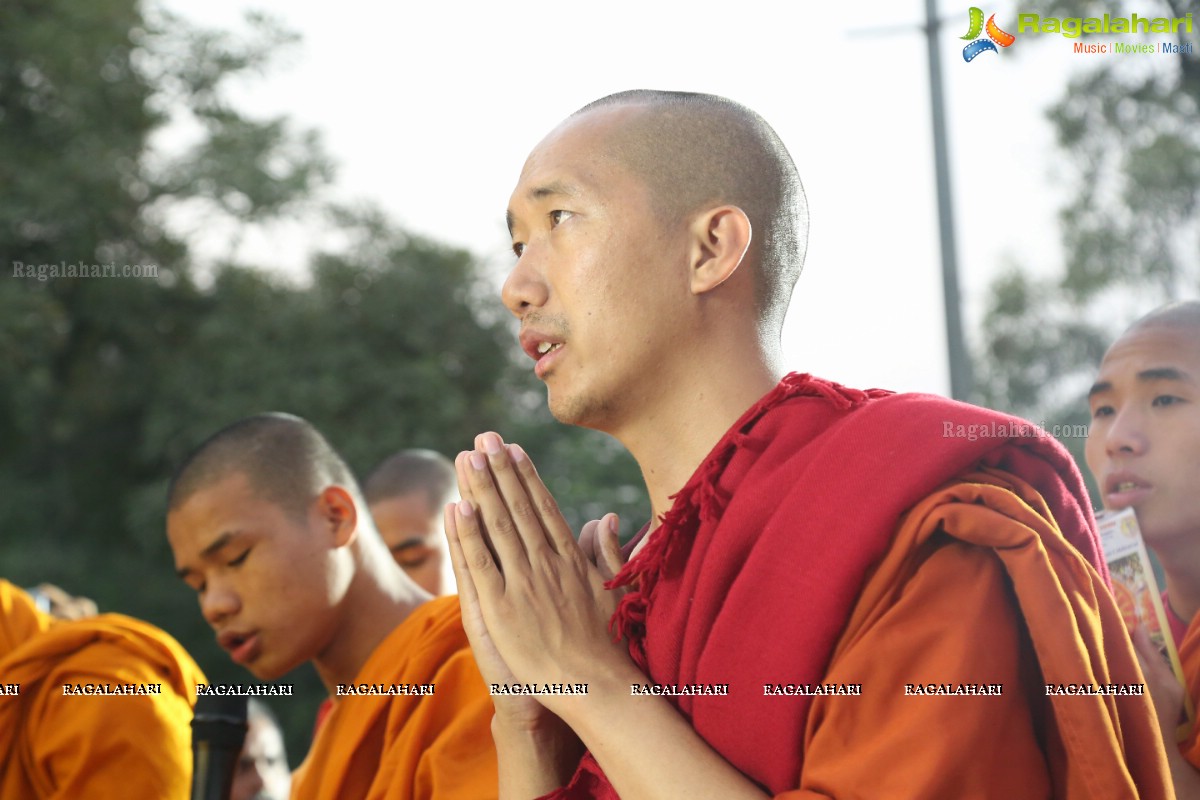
{"left": 1132, "top": 625, "right": 1175, "bottom": 684}
{"left": 579, "top": 519, "right": 602, "bottom": 565}
{"left": 596, "top": 513, "right": 625, "bottom": 581}
{"left": 1131, "top": 624, "right": 1186, "bottom": 732}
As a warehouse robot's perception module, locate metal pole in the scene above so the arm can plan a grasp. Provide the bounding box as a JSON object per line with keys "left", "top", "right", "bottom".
{"left": 924, "top": 0, "right": 974, "bottom": 402}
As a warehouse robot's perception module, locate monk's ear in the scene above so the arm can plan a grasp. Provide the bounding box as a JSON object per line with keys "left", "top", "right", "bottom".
{"left": 687, "top": 205, "right": 752, "bottom": 296}
{"left": 315, "top": 486, "right": 358, "bottom": 548}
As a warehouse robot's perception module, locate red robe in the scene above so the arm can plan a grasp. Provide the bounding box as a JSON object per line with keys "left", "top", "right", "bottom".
{"left": 543, "top": 373, "right": 1168, "bottom": 798}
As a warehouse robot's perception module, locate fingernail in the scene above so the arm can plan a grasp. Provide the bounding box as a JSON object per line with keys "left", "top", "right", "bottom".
{"left": 508, "top": 443, "right": 527, "bottom": 462}
{"left": 470, "top": 452, "right": 486, "bottom": 470}
{"left": 457, "top": 499, "right": 474, "bottom": 517}
{"left": 607, "top": 514, "right": 619, "bottom": 536}
{"left": 482, "top": 432, "right": 503, "bottom": 455}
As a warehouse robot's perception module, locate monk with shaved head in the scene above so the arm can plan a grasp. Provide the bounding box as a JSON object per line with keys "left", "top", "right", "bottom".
{"left": 365, "top": 449, "right": 458, "bottom": 597}
{"left": 447, "top": 90, "right": 1171, "bottom": 798}
{"left": 167, "top": 413, "right": 497, "bottom": 800}
{"left": 1086, "top": 300, "right": 1200, "bottom": 796}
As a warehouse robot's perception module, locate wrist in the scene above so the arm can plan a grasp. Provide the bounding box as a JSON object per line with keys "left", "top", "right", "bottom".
{"left": 551, "top": 657, "right": 646, "bottom": 736}
{"left": 492, "top": 706, "right": 571, "bottom": 738}
{"left": 492, "top": 714, "right": 584, "bottom": 792}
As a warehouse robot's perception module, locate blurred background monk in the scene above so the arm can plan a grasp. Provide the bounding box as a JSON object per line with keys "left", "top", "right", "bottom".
{"left": 1087, "top": 299, "right": 1200, "bottom": 798}
{"left": 22, "top": 583, "right": 98, "bottom": 621}
{"left": 445, "top": 90, "right": 1172, "bottom": 799}
{"left": 231, "top": 698, "right": 292, "bottom": 800}
{"left": 364, "top": 448, "right": 458, "bottom": 597}
{"left": 0, "top": 578, "right": 204, "bottom": 798}
{"left": 166, "top": 413, "right": 497, "bottom": 800}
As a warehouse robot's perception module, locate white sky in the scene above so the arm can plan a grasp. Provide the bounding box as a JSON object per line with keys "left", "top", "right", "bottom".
{"left": 159, "top": 0, "right": 1164, "bottom": 397}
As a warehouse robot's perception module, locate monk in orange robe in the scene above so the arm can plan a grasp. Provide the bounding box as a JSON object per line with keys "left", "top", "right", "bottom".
{"left": 442, "top": 90, "right": 1172, "bottom": 798}
{"left": 166, "top": 414, "right": 497, "bottom": 800}
{"left": 1087, "top": 300, "right": 1200, "bottom": 797}
{"left": 308, "top": 449, "right": 460, "bottom": 738}
{"left": 0, "top": 579, "right": 204, "bottom": 799}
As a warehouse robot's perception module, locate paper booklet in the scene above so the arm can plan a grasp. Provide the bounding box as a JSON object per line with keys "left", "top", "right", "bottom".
{"left": 1097, "top": 506, "right": 1194, "bottom": 740}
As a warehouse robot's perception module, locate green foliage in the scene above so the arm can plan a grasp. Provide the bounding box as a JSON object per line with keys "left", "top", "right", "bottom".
{"left": 1, "top": 0, "right": 644, "bottom": 762}
{"left": 979, "top": 0, "right": 1199, "bottom": 487}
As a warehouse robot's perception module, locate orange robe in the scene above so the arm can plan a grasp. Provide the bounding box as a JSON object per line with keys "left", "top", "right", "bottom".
{"left": 788, "top": 467, "right": 1169, "bottom": 798}
{"left": 0, "top": 580, "right": 205, "bottom": 799}
{"left": 291, "top": 595, "right": 498, "bottom": 800}
{"left": 1176, "top": 613, "right": 1200, "bottom": 768}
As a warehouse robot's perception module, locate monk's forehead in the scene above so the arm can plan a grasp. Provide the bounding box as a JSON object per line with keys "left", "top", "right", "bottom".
{"left": 372, "top": 489, "right": 438, "bottom": 517}
{"left": 516, "top": 105, "right": 651, "bottom": 192}
{"left": 183, "top": 470, "right": 260, "bottom": 510}
{"left": 168, "top": 471, "right": 278, "bottom": 548}
{"left": 1100, "top": 323, "right": 1200, "bottom": 377}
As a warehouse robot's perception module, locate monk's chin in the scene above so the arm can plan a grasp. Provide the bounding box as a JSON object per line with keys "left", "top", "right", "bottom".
{"left": 240, "top": 656, "right": 292, "bottom": 683}
{"left": 547, "top": 390, "right": 614, "bottom": 431}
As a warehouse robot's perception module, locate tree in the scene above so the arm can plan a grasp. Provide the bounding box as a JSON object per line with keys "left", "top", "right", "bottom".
{"left": 1, "top": 0, "right": 644, "bottom": 758}
{"left": 976, "top": 0, "right": 1199, "bottom": 476}
{"left": 1, "top": 0, "right": 331, "bottom": 567}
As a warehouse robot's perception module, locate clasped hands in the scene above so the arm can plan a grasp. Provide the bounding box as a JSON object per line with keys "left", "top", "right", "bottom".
{"left": 445, "top": 431, "right": 638, "bottom": 729}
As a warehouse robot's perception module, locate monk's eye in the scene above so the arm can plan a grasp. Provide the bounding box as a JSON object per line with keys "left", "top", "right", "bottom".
{"left": 1090, "top": 404, "right": 1113, "bottom": 420}
{"left": 512, "top": 241, "right": 525, "bottom": 258}
{"left": 549, "top": 209, "right": 573, "bottom": 227}
{"left": 1152, "top": 395, "right": 1183, "bottom": 408}
{"left": 227, "top": 549, "right": 251, "bottom": 567}
{"left": 393, "top": 542, "right": 433, "bottom": 569}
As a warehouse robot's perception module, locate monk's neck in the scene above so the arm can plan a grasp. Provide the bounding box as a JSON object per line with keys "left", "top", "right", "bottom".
{"left": 312, "top": 562, "right": 429, "bottom": 694}
{"left": 617, "top": 363, "right": 782, "bottom": 524}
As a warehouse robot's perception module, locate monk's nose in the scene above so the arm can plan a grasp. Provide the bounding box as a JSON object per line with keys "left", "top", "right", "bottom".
{"left": 200, "top": 582, "right": 239, "bottom": 626}
{"left": 1105, "top": 407, "right": 1148, "bottom": 457}
{"left": 501, "top": 246, "right": 549, "bottom": 319}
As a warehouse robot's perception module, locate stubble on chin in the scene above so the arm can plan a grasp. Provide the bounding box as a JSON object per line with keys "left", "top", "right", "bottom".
{"left": 547, "top": 385, "right": 615, "bottom": 431}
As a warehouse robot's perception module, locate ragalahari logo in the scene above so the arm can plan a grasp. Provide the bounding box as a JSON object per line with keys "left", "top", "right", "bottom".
{"left": 962, "top": 7, "right": 1015, "bottom": 61}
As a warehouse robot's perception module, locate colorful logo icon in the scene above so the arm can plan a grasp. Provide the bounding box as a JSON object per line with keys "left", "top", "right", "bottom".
{"left": 962, "top": 7, "right": 1015, "bottom": 61}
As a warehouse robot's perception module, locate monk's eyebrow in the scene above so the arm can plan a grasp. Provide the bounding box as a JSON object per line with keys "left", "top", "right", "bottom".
{"left": 529, "top": 180, "right": 577, "bottom": 201}
{"left": 507, "top": 180, "right": 581, "bottom": 236}
{"left": 175, "top": 531, "right": 241, "bottom": 578}
{"left": 1137, "top": 367, "right": 1191, "bottom": 383}
{"left": 1087, "top": 368, "right": 1195, "bottom": 401}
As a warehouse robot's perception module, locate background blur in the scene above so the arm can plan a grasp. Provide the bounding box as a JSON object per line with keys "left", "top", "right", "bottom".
{"left": 2, "top": 0, "right": 1196, "bottom": 763}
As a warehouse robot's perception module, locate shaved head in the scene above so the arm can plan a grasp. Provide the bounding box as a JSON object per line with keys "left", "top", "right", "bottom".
{"left": 364, "top": 449, "right": 456, "bottom": 596}
{"left": 571, "top": 90, "right": 808, "bottom": 333}
{"left": 167, "top": 413, "right": 360, "bottom": 520}
{"left": 363, "top": 449, "right": 456, "bottom": 508}
{"left": 247, "top": 697, "right": 280, "bottom": 725}
{"left": 1124, "top": 299, "right": 1200, "bottom": 337}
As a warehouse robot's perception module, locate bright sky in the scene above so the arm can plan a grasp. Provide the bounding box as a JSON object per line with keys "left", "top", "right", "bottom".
{"left": 159, "top": 0, "right": 1158, "bottom": 397}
